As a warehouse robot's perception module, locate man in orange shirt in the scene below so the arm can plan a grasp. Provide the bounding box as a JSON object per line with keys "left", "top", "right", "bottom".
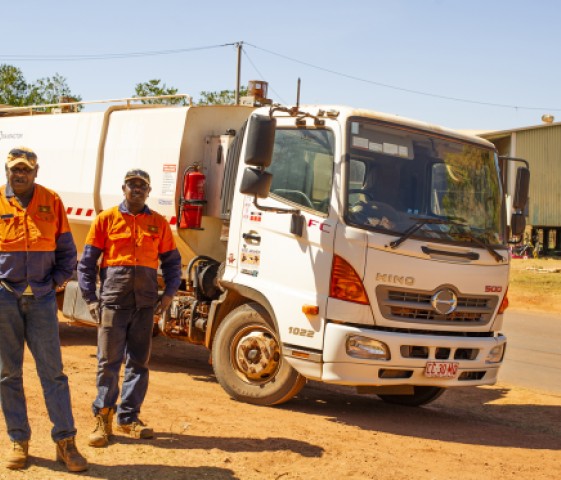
{"left": 78, "top": 169, "right": 181, "bottom": 448}
{"left": 0, "top": 147, "right": 87, "bottom": 472}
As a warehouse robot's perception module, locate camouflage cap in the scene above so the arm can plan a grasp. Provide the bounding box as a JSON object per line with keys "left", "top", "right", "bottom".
{"left": 124, "top": 168, "right": 151, "bottom": 185}
{"left": 6, "top": 147, "right": 38, "bottom": 169}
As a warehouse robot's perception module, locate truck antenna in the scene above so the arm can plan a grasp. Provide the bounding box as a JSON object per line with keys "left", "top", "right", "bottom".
{"left": 296, "top": 77, "right": 301, "bottom": 108}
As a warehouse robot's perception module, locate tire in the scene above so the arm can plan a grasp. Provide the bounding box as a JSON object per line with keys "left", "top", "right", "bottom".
{"left": 377, "top": 386, "right": 445, "bottom": 407}
{"left": 211, "top": 302, "right": 306, "bottom": 406}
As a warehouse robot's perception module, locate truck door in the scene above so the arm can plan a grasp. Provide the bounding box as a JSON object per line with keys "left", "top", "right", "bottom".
{"left": 235, "top": 127, "right": 337, "bottom": 352}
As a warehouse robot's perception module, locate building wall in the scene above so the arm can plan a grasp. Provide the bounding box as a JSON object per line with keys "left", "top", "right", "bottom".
{"left": 481, "top": 123, "right": 561, "bottom": 255}
{"left": 515, "top": 125, "right": 561, "bottom": 227}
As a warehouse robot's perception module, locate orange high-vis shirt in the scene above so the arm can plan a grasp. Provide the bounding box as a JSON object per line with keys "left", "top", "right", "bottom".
{"left": 78, "top": 203, "right": 182, "bottom": 309}
{"left": 0, "top": 183, "right": 77, "bottom": 297}
{"left": 85, "top": 205, "right": 176, "bottom": 269}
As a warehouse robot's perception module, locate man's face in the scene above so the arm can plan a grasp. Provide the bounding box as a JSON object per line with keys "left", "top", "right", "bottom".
{"left": 123, "top": 179, "right": 151, "bottom": 211}
{"left": 6, "top": 163, "right": 38, "bottom": 196}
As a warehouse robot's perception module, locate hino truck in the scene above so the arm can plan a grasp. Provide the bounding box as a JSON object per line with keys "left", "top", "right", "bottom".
{"left": 0, "top": 92, "right": 529, "bottom": 407}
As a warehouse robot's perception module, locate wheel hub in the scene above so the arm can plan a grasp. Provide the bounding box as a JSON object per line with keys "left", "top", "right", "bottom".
{"left": 234, "top": 330, "right": 280, "bottom": 382}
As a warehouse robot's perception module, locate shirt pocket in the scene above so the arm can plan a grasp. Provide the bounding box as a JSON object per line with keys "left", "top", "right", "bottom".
{"left": 33, "top": 213, "right": 57, "bottom": 239}
{"left": 139, "top": 231, "right": 160, "bottom": 249}
{"left": 107, "top": 229, "right": 132, "bottom": 244}
{"left": 0, "top": 216, "right": 21, "bottom": 245}
{"left": 106, "top": 229, "right": 133, "bottom": 263}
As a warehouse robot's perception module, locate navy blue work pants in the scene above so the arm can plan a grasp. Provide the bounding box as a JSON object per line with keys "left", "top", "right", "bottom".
{"left": 92, "top": 307, "right": 153, "bottom": 425}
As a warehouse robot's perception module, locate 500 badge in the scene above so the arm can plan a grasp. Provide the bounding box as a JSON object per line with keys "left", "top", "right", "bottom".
{"left": 288, "top": 327, "right": 315, "bottom": 338}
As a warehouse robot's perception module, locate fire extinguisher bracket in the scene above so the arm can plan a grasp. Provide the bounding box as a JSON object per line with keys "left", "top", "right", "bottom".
{"left": 181, "top": 199, "right": 207, "bottom": 205}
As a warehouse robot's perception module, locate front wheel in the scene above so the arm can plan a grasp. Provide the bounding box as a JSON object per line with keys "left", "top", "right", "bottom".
{"left": 211, "top": 303, "right": 306, "bottom": 406}
{"left": 377, "top": 386, "right": 445, "bottom": 407}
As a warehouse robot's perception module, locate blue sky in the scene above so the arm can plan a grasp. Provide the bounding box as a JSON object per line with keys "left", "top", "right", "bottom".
{"left": 2, "top": 0, "right": 560, "bottom": 131}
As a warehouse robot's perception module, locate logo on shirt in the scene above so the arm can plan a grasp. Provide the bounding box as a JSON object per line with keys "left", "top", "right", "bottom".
{"left": 38, "top": 205, "right": 51, "bottom": 213}
{"left": 148, "top": 225, "right": 159, "bottom": 233}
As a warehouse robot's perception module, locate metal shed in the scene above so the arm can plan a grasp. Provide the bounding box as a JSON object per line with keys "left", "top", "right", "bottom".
{"left": 480, "top": 120, "right": 561, "bottom": 255}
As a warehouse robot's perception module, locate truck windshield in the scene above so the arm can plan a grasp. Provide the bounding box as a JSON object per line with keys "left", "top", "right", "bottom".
{"left": 345, "top": 119, "right": 503, "bottom": 246}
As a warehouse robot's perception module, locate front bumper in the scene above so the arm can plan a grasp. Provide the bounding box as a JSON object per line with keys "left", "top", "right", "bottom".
{"left": 285, "top": 322, "right": 506, "bottom": 387}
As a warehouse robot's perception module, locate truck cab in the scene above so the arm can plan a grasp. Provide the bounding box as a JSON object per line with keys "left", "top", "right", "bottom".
{"left": 213, "top": 105, "right": 529, "bottom": 406}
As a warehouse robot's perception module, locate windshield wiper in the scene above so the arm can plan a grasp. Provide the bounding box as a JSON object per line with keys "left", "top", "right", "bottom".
{"left": 388, "top": 215, "right": 505, "bottom": 263}
{"left": 388, "top": 215, "right": 464, "bottom": 249}
{"left": 456, "top": 230, "right": 505, "bottom": 263}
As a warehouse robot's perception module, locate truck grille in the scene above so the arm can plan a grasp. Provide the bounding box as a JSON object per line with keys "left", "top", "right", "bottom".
{"left": 376, "top": 286, "right": 498, "bottom": 327}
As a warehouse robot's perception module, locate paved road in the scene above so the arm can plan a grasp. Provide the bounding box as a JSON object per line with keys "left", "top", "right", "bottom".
{"left": 499, "top": 309, "right": 561, "bottom": 395}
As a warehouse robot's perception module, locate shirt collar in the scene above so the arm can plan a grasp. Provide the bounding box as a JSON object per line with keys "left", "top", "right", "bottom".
{"left": 5, "top": 183, "right": 35, "bottom": 203}
{"left": 119, "top": 200, "right": 151, "bottom": 215}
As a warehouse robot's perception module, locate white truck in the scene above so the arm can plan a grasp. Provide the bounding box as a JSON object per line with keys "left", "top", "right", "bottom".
{"left": 0, "top": 93, "right": 529, "bottom": 407}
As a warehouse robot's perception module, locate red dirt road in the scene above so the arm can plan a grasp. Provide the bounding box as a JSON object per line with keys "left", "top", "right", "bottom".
{"left": 0, "top": 318, "right": 559, "bottom": 480}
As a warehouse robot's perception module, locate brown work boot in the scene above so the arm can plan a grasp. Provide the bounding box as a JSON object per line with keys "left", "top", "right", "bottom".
{"left": 55, "top": 437, "right": 88, "bottom": 472}
{"left": 116, "top": 419, "right": 154, "bottom": 439}
{"left": 89, "top": 407, "right": 114, "bottom": 447}
{"left": 5, "top": 440, "right": 29, "bottom": 470}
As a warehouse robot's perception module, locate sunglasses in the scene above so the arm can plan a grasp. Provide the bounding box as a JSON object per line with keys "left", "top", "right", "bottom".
{"left": 125, "top": 181, "right": 150, "bottom": 191}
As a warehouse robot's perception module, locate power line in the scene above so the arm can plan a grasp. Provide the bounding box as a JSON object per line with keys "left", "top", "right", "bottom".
{"left": 1, "top": 40, "right": 559, "bottom": 112}
{"left": 244, "top": 43, "right": 561, "bottom": 112}
{"left": 0, "top": 43, "right": 233, "bottom": 61}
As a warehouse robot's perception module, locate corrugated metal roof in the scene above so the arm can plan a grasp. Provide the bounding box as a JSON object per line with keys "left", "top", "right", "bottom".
{"left": 480, "top": 121, "right": 561, "bottom": 139}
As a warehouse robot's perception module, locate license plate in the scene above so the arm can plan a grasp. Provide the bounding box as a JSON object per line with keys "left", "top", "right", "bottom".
{"left": 424, "top": 361, "right": 459, "bottom": 378}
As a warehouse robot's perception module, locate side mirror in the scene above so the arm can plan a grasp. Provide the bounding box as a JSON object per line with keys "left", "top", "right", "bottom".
{"left": 510, "top": 212, "right": 526, "bottom": 237}
{"left": 244, "top": 115, "right": 276, "bottom": 167}
{"left": 240, "top": 168, "right": 272, "bottom": 198}
{"left": 513, "top": 167, "right": 530, "bottom": 210}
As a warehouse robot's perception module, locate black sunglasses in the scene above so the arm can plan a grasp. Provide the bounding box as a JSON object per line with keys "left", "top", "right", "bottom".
{"left": 125, "top": 181, "right": 150, "bottom": 191}
{"left": 9, "top": 166, "right": 35, "bottom": 174}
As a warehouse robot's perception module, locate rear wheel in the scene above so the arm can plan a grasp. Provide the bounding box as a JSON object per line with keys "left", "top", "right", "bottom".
{"left": 377, "top": 386, "right": 445, "bottom": 406}
{"left": 211, "top": 303, "right": 306, "bottom": 406}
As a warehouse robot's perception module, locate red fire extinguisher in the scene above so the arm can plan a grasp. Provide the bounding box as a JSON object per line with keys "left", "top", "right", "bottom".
{"left": 179, "top": 164, "right": 206, "bottom": 229}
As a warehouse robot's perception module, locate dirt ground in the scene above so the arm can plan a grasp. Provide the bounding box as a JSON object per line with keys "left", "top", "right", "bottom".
{"left": 0, "top": 305, "right": 558, "bottom": 480}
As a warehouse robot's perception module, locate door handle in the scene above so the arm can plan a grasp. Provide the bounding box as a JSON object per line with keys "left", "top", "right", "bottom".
{"left": 243, "top": 232, "right": 261, "bottom": 242}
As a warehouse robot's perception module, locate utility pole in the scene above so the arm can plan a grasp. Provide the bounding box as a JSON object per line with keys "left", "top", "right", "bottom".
{"left": 235, "top": 41, "right": 243, "bottom": 105}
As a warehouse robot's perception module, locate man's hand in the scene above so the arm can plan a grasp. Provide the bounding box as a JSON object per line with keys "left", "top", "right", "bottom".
{"left": 154, "top": 295, "right": 173, "bottom": 315}
{"left": 88, "top": 301, "right": 100, "bottom": 324}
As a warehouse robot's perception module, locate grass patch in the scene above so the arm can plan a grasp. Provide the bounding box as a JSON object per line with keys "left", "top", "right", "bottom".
{"left": 508, "top": 258, "right": 561, "bottom": 313}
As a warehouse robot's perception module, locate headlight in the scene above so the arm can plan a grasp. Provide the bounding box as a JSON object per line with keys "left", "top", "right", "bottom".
{"left": 486, "top": 344, "right": 505, "bottom": 364}
{"left": 346, "top": 335, "right": 390, "bottom": 360}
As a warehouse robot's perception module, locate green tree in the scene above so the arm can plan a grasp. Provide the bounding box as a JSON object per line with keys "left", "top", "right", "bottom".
{"left": 134, "top": 81, "right": 249, "bottom": 106}
{"left": 198, "top": 88, "right": 248, "bottom": 105}
{"left": 0, "top": 64, "right": 81, "bottom": 110}
{"left": 0, "top": 65, "right": 28, "bottom": 106}
{"left": 134, "top": 79, "right": 188, "bottom": 105}
{"left": 27, "top": 73, "right": 82, "bottom": 108}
